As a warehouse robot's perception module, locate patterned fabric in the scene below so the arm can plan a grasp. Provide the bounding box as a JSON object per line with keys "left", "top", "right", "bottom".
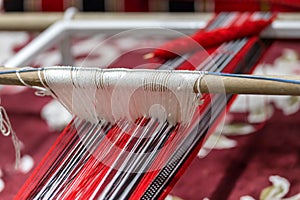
{"left": 3, "top": 0, "right": 300, "bottom": 12}
{"left": 214, "top": 0, "right": 300, "bottom": 12}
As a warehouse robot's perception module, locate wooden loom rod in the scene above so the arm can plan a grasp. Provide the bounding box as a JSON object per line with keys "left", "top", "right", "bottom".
{"left": 0, "top": 67, "right": 300, "bottom": 95}
{"left": 0, "top": 67, "right": 42, "bottom": 87}
{"left": 0, "top": 12, "right": 213, "bottom": 31}
{"left": 0, "top": 12, "right": 298, "bottom": 33}
{"left": 197, "top": 74, "right": 300, "bottom": 95}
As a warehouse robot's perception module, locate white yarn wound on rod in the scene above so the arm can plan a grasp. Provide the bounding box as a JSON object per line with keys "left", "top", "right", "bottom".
{"left": 43, "top": 67, "right": 203, "bottom": 125}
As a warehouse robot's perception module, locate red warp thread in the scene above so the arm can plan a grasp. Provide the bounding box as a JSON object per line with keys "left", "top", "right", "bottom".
{"left": 152, "top": 15, "right": 276, "bottom": 59}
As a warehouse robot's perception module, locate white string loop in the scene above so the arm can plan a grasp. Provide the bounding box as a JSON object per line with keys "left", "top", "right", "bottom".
{"left": 35, "top": 68, "right": 52, "bottom": 96}
{"left": 0, "top": 103, "right": 21, "bottom": 169}
{"left": 16, "top": 67, "right": 51, "bottom": 96}
{"left": 195, "top": 71, "right": 207, "bottom": 105}
{"left": 0, "top": 106, "right": 12, "bottom": 136}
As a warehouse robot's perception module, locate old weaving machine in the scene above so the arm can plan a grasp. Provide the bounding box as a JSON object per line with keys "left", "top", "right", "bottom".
{"left": 0, "top": 12, "right": 299, "bottom": 199}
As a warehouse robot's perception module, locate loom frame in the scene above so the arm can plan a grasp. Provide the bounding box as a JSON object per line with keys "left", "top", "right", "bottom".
{"left": 3, "top": 10, "right": 300, "bottom": 68}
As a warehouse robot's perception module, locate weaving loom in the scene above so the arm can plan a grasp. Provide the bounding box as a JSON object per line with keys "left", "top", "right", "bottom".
{"left": 0, "top": 12, "right": 299, "bottom": 199}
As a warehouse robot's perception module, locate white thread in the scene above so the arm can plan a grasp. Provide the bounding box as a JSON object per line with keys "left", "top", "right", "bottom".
{"left": 195, "top": 71, "right": 207, "bottom": 105}
{"left": 43, "top": 67, "right": 202, "bottom": 125}
{"left": 0, "top": 104, "right": 21, "bottom": 169}
{"left": 43, "top": 66, "right": 77, "bottom": 118}
{"left": 16, "top": 67, "right": 51, "bottom": 96}
{"left": 35, "top": 68, "right": 51, "bottom": 96}
{"left": 196, "top": 71, "right": 207, "bottom": 95}
{"left": 38, "top": 68, "right": 47, "bottom": 88}
{"left": 34, "top": 87, "right": 50, "bottom": 96}
{"left": 16, "top": 67, "right": 32, "bottom": 87}
{"left": 0, "top": 107, "right": 11, "bottom": 136}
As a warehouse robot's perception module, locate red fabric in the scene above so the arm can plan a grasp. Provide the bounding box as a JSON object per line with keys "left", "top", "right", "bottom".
{"left": 5, "top": 0, "right": 300, "bottom": 12}
{"left": 41, "top": 0, "right": 64, "bottom": 12}
{"left": 214, "top": 0, "right": 300, "bottom": 12}
{"left": 170, "top": 108, "right": 300, "bottom": 199}
{"left": 214, "top": 0, "right": 261, "bottom": 12}
{"left": 124, "top": 0, "right": 149, "bottom": 12}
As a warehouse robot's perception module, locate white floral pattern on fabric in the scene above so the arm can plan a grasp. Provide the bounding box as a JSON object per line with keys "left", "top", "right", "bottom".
{"left": 18, "top": 155, "right": 34, "bottom": 174}
{"left": 240, "top": 176, "right": 300, "bottom": 200}
{"left": 41, "top": 100, "right": 72, "bottom": 131}
{"left": 0, "top": 179, "right": 4, "bottom": 193}
{"left": 198, "top": 134, "right": 237, "bottom": 158}
{"left": 260, "top": 175, "right": 290, "bottom": 200}
{"left": 165, "top": 195, "right": 184, "bottom": 200}
{"left": 0, "top": 169, "right": 4, "bottom": 193}
{"left": 240, "top": 196, "right": 256, "bottom": 200}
